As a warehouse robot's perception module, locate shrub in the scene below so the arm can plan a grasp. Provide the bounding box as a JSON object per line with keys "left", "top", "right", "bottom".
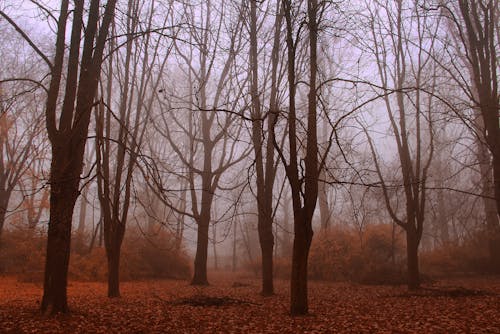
{"left": 309, "top": 227, "right": 362, "bottom": 281}
{"left": 120, "top": 228, "right": 191, "bottom": 281}
{"left": 420, "top": 231, "right": 492, "bottom": 276}
{"left": 240, "top": 224, "right": 405, "bottom": 284}
{"left": 0, "top": 229, "right": 45, "bottom": 282}
{"left": 69, "top": 228, "right": 191, "bottom": 282}
{"left": 0, "top": 226, "right": 190, "bottom": 282}
{"left": 309, "top": 225, "right": 406, "bottom": 284}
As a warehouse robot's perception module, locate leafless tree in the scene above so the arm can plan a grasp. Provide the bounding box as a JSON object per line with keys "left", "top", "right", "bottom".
{"left": 1, "top": 0, "right": 118, "bottom": 314}
{"left": 437, "top": 0, "right": 500, "bottom": 270}
{"left": 95, "top": 0, "right": 173, "bottom": 297}
{"left": 275, "top": 0, "right": 321, "bottom": 315}
{"left": 0, "top": 87, "right": 43, "bottom": 240}
{"left": 361, "top": 0, "right": 442, "bottom": 289}
{"left": 154, "top": 0, "right": 250, "bottom": 285}
{"left": 248, "top": 0, "right": 283, "bottom": 296}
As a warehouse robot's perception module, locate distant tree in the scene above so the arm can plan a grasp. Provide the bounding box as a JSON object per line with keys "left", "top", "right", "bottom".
{"left": 19, "top": 156, "right": 49, "bottom": 232}
{"left": 96, "top": 0, "right": 172, "bottom": 297}
{"left": 155, "top": 0, "right": 250, "bottom": 286}
{"left": 362, "top": 0, "right": 442, "bottom": 290}
{"left": 0, "top": 28, "right": 46, "bottom": 240}
{"left": 0, "top": 89, "right": 43, "bottom": 240}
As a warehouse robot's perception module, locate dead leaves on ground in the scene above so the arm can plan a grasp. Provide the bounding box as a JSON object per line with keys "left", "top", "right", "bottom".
{"left": 0, "top": 274, "right": 499, "bottom": 333}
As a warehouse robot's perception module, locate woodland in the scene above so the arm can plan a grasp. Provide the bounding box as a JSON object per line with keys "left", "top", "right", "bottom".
{"left": 0, "top": 0, "right": 500, "bottom": 333}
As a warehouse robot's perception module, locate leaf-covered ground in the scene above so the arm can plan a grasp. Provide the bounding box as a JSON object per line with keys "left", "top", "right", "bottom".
{"left": 1, "top": 273, "right": 499, "bottom": 333}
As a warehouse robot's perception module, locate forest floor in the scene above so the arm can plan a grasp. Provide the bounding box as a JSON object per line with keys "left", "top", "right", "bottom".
{"left": 0, "top": 272, "right": 499, "bottom": 333}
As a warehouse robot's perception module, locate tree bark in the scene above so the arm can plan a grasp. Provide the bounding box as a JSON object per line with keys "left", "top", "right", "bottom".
{"left": 106, "top": 239, "right": 121, "bottom": 298}
{"left": 406, "top": 224, "right": 420, "bottom": 290}
{"left": 41, "top": 152, "right": 79, "bottom": 314}
{"left": 192, "top": 220, "right": 209, "bottom": 285}
{"left": 476, "top": 140, "right": 500, "bottom": 271}
{"left": 318, "top": 171, "right": 330, "bottom": 231}
{"left": 259, "top": 219, "right": 274, "bottom": 295}
{"left": 290, "top": 213, "right": 313, "bottom": 315}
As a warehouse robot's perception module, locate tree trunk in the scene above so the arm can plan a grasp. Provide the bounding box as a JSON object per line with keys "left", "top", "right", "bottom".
{"left": 74, "top": 189, "right": 88, "bottom": 253}
{"left": 212, "top": 224, "right": 218, "bottom": 270}
{"left": 241, "top": 221, "right": 258, "bottom": 277}
{"left": 0, "top": 194, "right": 8, "bottom": 243}
{"left": 232, "top": 220, "right": 237, "bottom": 272}
{"left": 192, "top": 220, "right": 209, "bottom": 285}
{"left": 41, "top": 155, "right": 79, "bottom": 314}
{"left": 436, "top": 187, "right": 449, "bottom": 245}
{"left": 106, "top": 243, "right": 121, "bottom": 298}
{"left": 259, "top": 216, "right": 274, "bottom": 295}
{"left": 282, "top": 197, "right": 292, "bottom": 257}
{"left": 406, "top": 225, "right": 420, "bottom": 290}
{"left": 99, "top": 216, "right": 104, "bottom": 247}
{"left": 290, "top": 213, "right": 313, "bottom": 315}
{"left": 249, "top": 0, "right": 276, "bottom": 296}
{"left": 318, "top": 175, "right": 330, "bottom": 231}
{"left": 477, "top": 139, "right": 500, "bottom": 272}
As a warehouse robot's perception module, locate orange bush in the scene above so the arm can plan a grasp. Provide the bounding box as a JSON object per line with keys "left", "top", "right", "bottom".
{"left": 241, "top": 224, "right": 405, "bottom": 284}
{"left": 0, "top": 229, "right": 45, "bottom": 282}
{"left": 420, "top": 231, "right": 491, "bottom": 276}
{"left": 309, "top": 227, "right": 362, "bottom": 281}
{"left": 0, "top": 226, "right": 190, "bottom": 282}
{"left": 309, "top": 225, "right": 406, "bottom": 284}
{"left": 69, "top": 228, "right": 191, "bottom": 282}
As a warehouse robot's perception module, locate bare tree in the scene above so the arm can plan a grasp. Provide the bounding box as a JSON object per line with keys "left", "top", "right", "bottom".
{"left": 95, "top": 0, "right": 173, "bottom": 297}
{"left": 1, "top": 0, "right": 118, "bottom": 313}
{"left": 362, "top": 0, "right": 441, "bottom": 289}
{"left": 275, "top": 0, "right": 321, "bottom": 315}
{"left": 248, "top": 0, "right": 283, "bottom": 296}
{"left": 438, "top": 0, "right": 500, "bottom": 270}
{"left": 155, "top": 0, "right": 250, "bottom": 285}
{"left": 19, "top": 154, "right": 49, "bottom": 232}
{"left": 0, "top": 87, "right": 43, "bottom": 240}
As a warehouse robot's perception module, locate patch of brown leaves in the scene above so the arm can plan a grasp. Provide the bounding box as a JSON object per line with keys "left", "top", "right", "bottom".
{"left": 1, "top": 273, "right": 499, "bottom": 333}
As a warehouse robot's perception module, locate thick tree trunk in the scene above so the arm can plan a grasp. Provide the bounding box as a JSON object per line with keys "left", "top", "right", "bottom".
{"left": 406, "top": 225, "right": 420, "bottom": 290}
{"left": 192, "top": 220, "right": 209, "bottom": 285}
{"left": 282, "top": 198, "right": 292, "bottom": 257}
{"left": 103, "top": 215, "right": 125, "bottom": 298}
{"left": 472, "top": 110, "right": 500, "bottom": 271}
{"left": 106, "top": 244, "right": 121, "bottom": 298}
{"left": 478, "top": 143, "right": 500, "bottom": 272}
{"left": 483, "top": 152, "right": 500, "bottom": 273}
{"left": 41, "top": 156, "right": 79, "bottom": 314}
{"left": 290, "top": 214, "right": 313, "bottom": 315}
{"left": 258, "top": 215, "right": 274, "bottom": 295}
